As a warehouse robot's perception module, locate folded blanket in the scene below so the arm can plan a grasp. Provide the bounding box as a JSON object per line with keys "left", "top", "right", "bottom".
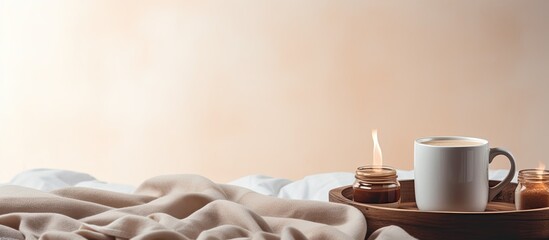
{"left": 0, "top": 174, "right": 366, "bottom": 240}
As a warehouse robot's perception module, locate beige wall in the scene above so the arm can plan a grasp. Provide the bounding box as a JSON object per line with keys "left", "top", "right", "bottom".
{"left": 1, "top": 1, "right": 548, "bottom": 185}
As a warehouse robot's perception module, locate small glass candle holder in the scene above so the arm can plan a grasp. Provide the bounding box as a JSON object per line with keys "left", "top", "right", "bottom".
{"left": 515, "top": 169, "right": 549, "bottom": 210}
{"left": 352, "top": 165, "right": 401, "bottom": 207}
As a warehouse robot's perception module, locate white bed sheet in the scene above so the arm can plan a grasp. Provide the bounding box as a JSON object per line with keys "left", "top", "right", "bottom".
{"left": 5, "top": 168, "right": 516, "bottom": 202}
{"left": 7, "top": 169, "right": 136, "bottom": 193}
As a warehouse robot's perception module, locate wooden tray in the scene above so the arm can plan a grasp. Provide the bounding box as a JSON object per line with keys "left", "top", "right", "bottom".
{"left": 329, "top": 180, "right": 549, "bottom": 240}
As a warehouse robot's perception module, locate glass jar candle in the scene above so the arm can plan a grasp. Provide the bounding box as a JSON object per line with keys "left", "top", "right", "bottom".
{"left": 352, "top": 165, "right": 401, "bottom": 207}
{"left": 515, "top": 169, "right": 549, "bottom": 210}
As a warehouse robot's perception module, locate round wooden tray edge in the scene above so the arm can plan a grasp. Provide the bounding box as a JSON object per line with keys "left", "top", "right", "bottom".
{"left": 329, "top": 183, "right": 549, "bottom": 214}
{"left": 329, "top": 180, "right": 549, "bottom": 240}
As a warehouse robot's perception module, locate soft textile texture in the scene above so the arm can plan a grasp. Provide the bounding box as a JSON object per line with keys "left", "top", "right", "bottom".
{"left": 8, "top": 169, "right": 135, "bottom": 193}
{"left": 9, "top": 169, "right": 515, "bottom": 201}
{"left": 0, "top": 174, "right": 366, "bottom": 240}
{"left": 2, "top": 169, "right": 515, "bottom": 239}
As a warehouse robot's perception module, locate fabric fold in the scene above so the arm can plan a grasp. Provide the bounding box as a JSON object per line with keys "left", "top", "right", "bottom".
{"left": 0, "top": 174, "right": 366, "bottom": 240}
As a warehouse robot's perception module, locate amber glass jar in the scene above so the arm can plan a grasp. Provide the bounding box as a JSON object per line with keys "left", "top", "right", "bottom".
{"left": 353, "top": 165, "right": 401, "bottom": 207}
{"left": 515, "top": 169, "right": 549, "bottom": 210}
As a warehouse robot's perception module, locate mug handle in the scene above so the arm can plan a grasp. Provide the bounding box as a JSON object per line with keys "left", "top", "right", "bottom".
{"left": 488, "top": 148, "right": 516, "bottom": 201}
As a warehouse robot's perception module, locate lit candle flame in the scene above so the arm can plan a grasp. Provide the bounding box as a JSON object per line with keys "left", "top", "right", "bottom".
{"left": 372, "top": 129, "right": 383, "bottom": 168}
{"left": 538, "top": 162, "right": 546, "bottom": 171}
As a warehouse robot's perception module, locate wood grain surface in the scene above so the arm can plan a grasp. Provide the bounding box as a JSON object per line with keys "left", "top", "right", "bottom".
{"left": 329, "top": 180, "right": 549, "bottom": 240}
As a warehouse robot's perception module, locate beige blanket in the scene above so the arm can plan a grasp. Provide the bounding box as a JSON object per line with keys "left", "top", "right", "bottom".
{"left": 0, "top": 174, "right": 368, "bottom": 240}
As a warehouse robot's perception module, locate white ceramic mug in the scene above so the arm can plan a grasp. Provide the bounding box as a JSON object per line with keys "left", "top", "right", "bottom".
{"left": 414, "top": 136, "right": 516, "bottom": 212}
